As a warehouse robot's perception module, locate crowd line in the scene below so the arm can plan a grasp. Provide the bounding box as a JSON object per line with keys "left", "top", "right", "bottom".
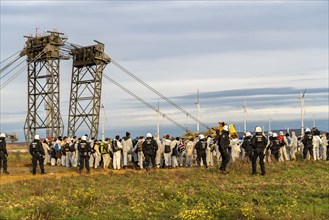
{"left": 0, "top": 126, "right": 328, "bottom": 176}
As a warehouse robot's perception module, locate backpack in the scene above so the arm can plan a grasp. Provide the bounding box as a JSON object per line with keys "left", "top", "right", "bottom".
{"left": 145, "top": 139, "right": 153, "bottom": 151}
{"left": 137, "top": 141, "right": 143, "bottom": 152}
{"left": 113, "top": 140, "right": 119, "bottom": 152}
{"left": 164, "top": 144, "right": 171, "bottom": 153}
{"left": 172, "top": 144, "right": 178, "bottom": 156}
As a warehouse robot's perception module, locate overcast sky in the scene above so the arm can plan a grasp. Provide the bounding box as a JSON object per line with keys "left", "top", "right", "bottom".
{"left": 0, "top": 0, "right": 328, "bottom": 140}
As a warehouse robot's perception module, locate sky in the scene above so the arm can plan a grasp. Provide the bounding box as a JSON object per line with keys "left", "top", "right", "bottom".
{"left": 0, "top": 0, "right": 328, "bottom": 141}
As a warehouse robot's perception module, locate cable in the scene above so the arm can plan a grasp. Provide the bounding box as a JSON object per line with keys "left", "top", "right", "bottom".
{"left": 0, "top": 58, "right": 25, "bottom": 80}
{"left": 110, "top": 59, "right": 210, "bottom": 130}
{"left": 0, "top": 50, "right": 45, "bottom": 90}
{"left": 103, "top": 74, "right": 187, "bottom": 132}
{"left": 0, "top": 55, "right": 22, "bottom": 75}
{"left": 0, "top": 49, "right": 21, "bottom": 65}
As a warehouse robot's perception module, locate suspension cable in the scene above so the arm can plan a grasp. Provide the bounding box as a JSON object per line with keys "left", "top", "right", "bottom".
{"left": 0, "top": 49, "right": 46, "bottom": 90}
{"left": 110, "top": 59, "right": 210, "bottom": 130}
{"left": 0, "top": 55, "right": 22, "bottom": 75}
{"left": 0, "top": 58, "right": 25, "bottom": 80}
{"left": 103, "top": 74, "right": 187, "bottom": 132}
{"left": 0, "top": 49, "right": 22, "bottom": 65}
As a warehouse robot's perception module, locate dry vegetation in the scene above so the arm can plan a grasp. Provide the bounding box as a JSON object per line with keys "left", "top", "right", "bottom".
{"left": 0, "top": 152, "right": 328, "bottom": 220}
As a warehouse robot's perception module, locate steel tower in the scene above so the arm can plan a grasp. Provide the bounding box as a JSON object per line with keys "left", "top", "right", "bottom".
{"left": 67, "top": 41, "right": 110, "bottom": 138}
{"left": 21, "top": 31, "right": 68, "bottom": 144}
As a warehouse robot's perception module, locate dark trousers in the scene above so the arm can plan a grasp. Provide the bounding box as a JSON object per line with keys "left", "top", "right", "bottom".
{"left": 252, "top": 151, "right": 265, "bottom": 175}
{"left": 0, "top": 151, "right": 8, "bottom": 172}
{"left": 79, "top": 155, "right": 90, "bottom": 172}
{"left": 145, "top": 154, "right": 155, "bottom": 167}
{"left": 220, "top": 150, "right": 230, "bottom": 171}
{"left": 303, "top": 146, "right": 313, "bottom": 160}
{"left": 271, "top": 150, "right": 280, "bottom": 161}
{"left": 32, "top": 154, "right": 45, "bottom": 174}
{"left": 196, "top": 152, "right": 207, "bottom": 168}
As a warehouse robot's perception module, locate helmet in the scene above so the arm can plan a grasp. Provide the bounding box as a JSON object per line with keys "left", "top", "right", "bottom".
{"left": 279, "top": 131, "right": 284, "bottom": 136}
{"left": 255, "top": 127, "right": 262, "bottom": 133}
{"left": 146, "top": 133, "right": 152, "bottom": 138}
{"left": 199, "top": 134, "right": 205, "bottom": 139}
{"left": 34, "top": 135, "right": 40, "bottom": 140}
{"left": 246, "top": 132, "right": 251, "bottom": 137}
{"left": 81, "top": 135, "right": 87, "bottom": 141}
{"left": 272, "top": 133, "right": 278, "bottom": 138}
{"left": 0, "top": 133, "right": 5, "bottom": 138}
{"left": 223, "top": 125, "right": 229, "bottom": 131}
{"left": 305, "top": 128, "right": 311, "bottom": 132}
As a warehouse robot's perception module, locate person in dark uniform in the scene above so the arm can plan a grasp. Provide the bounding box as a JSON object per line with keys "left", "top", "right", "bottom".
{"left": 219, "top": 125, "right": 230, "bottom": 173}
{"left": 78, "top": 135, "right": 92, "bottom": 174}
{"left": 241, "top": 132, "right": 253, "bottom": 162}
{"left": 269, "top": 133, "right": 281, "bottom": 161}
{"left": 194, "top": 134, "right": 208, "bottom": 168}
{"left": 29, "top": 135, "right": 46, "bottom": 175}
{"left": 142, "top": 133, "right": 158, "bottom": 168}
{"left": 302, "top": 128, "right": 313, "bottom": 160}
{"left": 251, "top": 127, "right": 267, "bottom": 176}
{"left": 0, "top": 133, "right": 9, "bottom": 175}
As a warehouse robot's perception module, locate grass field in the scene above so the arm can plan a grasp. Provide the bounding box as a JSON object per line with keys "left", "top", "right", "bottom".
{"left": 0, "top": 153, "right": 328, "bottom": 220}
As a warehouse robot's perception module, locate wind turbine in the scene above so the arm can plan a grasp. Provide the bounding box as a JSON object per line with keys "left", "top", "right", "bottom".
{"left": 195, "top": 89, "right": 201, "bottom": 133}
{"left": 299, "top": 89, "right": 306, "bottom": 136}
{"left": 101, "top": 104, "right": 107, "bottom": 141}
{"left": 243, "top": 97, "right": 247, "bottom": 134}
{"left": 156, "top": 100, "right": 160, "bottom": 138}
{"left": 268, "top": 117, "right": 272, "bottom": 133}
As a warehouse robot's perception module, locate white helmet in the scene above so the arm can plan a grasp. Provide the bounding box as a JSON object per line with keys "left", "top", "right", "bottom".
{"left": 146, "top": 133, "right": 152, "bottom": 138}
{"left": 279, "top": 131, "right": 284, "bottom": 136}
{"left": 199, "top": 134, "right": 205, "bottom": 139}
{"left": 223, "top": 125, "right": 229, "bottom": 131}
{"left": 246, "top": 132, "right": 251, "bottom": 137}
{"left": 273, "top": 133, "right": 278, "bottom": 138}
{"left": 305, "top": 128, "right": 311, "bottom": 132}
{"left": 255, "top": 126, "right": 262, "bottom": 133}
{"left": 34, "top": 135, "right": 40, "bottom": 140}
{"left": 81, "top": 135, "right": 87, "bottom": 141}
{"left": 0, "top": 133, "right": 5, "bottom": 138}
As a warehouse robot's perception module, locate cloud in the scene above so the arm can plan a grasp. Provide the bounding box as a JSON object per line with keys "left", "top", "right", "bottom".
{"left": 1, "top": 1, "right": 328, "bottom": 140}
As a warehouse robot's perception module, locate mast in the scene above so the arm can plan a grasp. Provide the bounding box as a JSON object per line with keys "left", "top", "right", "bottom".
{"left": 300, "top": 89, "right": 306, "bottom": 136}
{"left": 195, "top": 89, "right": 200, "bottom": 132}
{"left": 101, "top": 104, "right": 106, "bottom": 141}
{"left": 157, "top": 100, "right": 160, "bottom": 137}
{"left": 243, "top": 97, "right": 247, "bottom": 134}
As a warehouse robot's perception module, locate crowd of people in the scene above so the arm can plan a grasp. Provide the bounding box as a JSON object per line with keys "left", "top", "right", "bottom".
{"left": 0, "top": 126, "right": 328, "bottom": 176}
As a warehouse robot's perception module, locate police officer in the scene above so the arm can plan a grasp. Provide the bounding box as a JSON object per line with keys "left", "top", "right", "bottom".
{"left": 142, "top": 133, "right": 158, "bottom": 168}
{"left": 251, "top": 127, "right": 267, "bottom": 176}
{"left": 219, "top": 125, "right": 230, "bottom": 173}
{"left": 302, "top": 128, "right": 313, "bottom": 160}
{"left": 269, "top": 133, "right": 281, "bottom": 161}
{"left": 29, "top": 135, "right": 46, "bottom": 175}
{"left": 194, "top": 134, "right": 208, "bottom": 168}
{"left": 78, "top": 135, "right": 92, "bottom": 174}
{"left": 241, "top": 132, "right": 253, "bottom": 162}
{"left": 0, "top": 133, "right": 9, "bottom": 175}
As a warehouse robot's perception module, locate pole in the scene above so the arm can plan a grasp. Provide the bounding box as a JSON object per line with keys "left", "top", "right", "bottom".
{"left": 268, "top": 118, "right": 272, "bottom": 132}
{"left": 243, "top": 97, "right": 247, "bottom": 134}
{"left": 196, "top": 89, "right": 200, "bottom": 133}
{"left": 157, "top": 100, "right": 160, "bottom": 137}
{"left": 101, "top": 105, "right": 105, "bottom": 141}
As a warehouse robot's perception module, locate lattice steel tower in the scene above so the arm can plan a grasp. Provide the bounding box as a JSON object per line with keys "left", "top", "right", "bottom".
{"left": 68, "top": 41, "right": 110, "bottom": 138}
{"left": 21, "top": 31, "right": 68, "bottom": 143}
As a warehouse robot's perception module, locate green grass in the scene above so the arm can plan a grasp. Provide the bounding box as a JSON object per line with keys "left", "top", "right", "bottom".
{"left": 0, "top": 155, "right": 328, "bottom": 220}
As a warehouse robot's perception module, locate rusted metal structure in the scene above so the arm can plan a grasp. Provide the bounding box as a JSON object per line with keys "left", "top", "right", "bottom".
{"left": 21, "top": 31, "right": 68, "bottom": 144}
{"left": 67, "top": 41, "right": 110, "bottom": 138}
